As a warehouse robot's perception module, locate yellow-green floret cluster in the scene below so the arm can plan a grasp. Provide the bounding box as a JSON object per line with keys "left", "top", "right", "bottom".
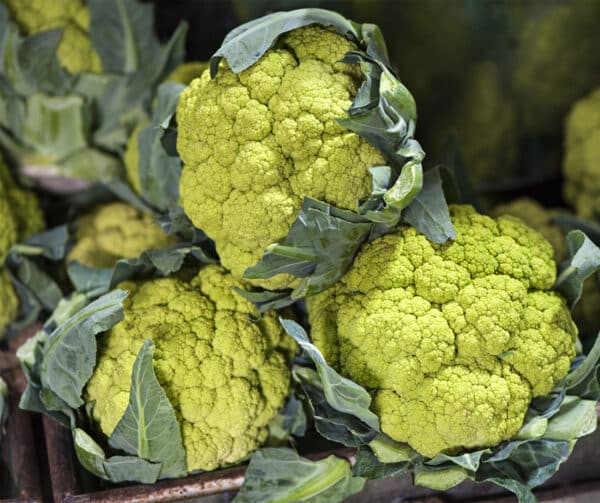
{"left": 176, "top": 26, "right": 385, "bottom": 287}
{"left": 67, "top": 202, "right": 175, "bottom": 269}
{"left": 0, "top": 156, "right": 44, "bottom": 335}
{"left": 85, "top": 265, "right": 293, "bottom": 471}
{"left": 124, "top": 62, "right": 209, "bottom": 194}
{"left": 308, "top": 205, "right": 577, "bottom": 458}
{"left": 563, "top": 87, "right": 600, "bottom": 220}
{"left": 492, "top": 198, "right": 565, "bottom": 261}
{"left": 3, "top": 0, "right": 101, "bottom": 74}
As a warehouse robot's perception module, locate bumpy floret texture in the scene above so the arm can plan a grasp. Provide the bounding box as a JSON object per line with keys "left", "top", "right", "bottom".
{"left": 0, "top": 269, "right": 18, "bottom": 336}
{"left": 424, "top": 62, "right": 516, "bottom": 183}
{"left": 563, "top": 87, "right": 600, "bottom": 220}
{"left": 0, "top": 155, "right": 44, "bottom": 264}
{"left": 67, "top": 203, "right": 175, "bottom": 268}
{"left": 4, "top": 0, "right": 101, "bottom": 74}
{"left": 308, "top": 205, "right": 577, "bottom": 458}
{"left": 513, "top": 1, "right": 600, "bottom": 134}
{"left": 177, "top": 26, "right": 385, "bottom": 287}
{"left": 492, "top": 198, "right": 565, "bottom": 261}
{"left": 124, "top": 62, "right": 209, "bottom": 194}
{"left": 85, "top": 265, "right": 293, "bottom": 471}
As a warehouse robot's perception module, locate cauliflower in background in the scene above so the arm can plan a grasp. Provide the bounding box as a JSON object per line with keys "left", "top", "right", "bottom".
{"left": 512, "top": 0, "right": 600, "bottom": 135}
{"left": 3, "top": 0, "right": 101, "bottom": 74}
{"left": 176, "top": 26, "right": 385, "bottom": 287}
{"left": 0, "top": 270, "right": 19, "bottom": 336}
{"left": 563, "top": 87, "right": 600, "bottom": 220}
{"left": 86, "top": 265, "right": 293, "bottom": 471}
{"left": 67, "top": 202, "right": 175, "bottom": 269}
{"left": 0, "top": 156, "right": 44, "bottom": 264}
{"left": 308, "top": 205, "right": 577, "bottom": 457}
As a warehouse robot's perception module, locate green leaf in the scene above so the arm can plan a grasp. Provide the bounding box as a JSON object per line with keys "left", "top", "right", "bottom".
{"left": 543, "top": 396, "right": 597, "bottom": 440}
{"left": 402, "top": 167, "right": 456, "bottom": 243}
{"left": 22, "top": 93, "right": 89, "bottom": 161}
{"left": 281, "top": 319, "right": 379, "bottom": 431}
{"left": 137, "top": 82, "right": 185, "bottom": 211}
{"left": 58, "top": 147, "right": 123, "bottom": 182}
{"left": 73, "top": 428, "right": 162, "bottom": 484}
{"left": 352, "top": 446, "right": 411, "bottom": 479}
{"left": 555, "top": 230, "right": 600, "bottom": 309}
{"left": 12, "top": 225, "right": 69, "bottom": 260}
{"left": 108, "top": 339, "right": 187, "bottom": 479}
{"left": 234, "top": 447, "right": 365, "bottom": 503}
{"left": 242, "top": 198, "right": 373, "bottom": 311}
{"left": 40, "top": 290, "right": 128, "bottom": 408}
{"left": 89, "top": 0, "right": 160, "bottom": 74}
{"left": 564, "top": 333, "right": 600, "bottom": 399}
{"left": 67, "top": 244, "right": 213, "bottom": 297}
{"left": 268, "top": 395, "right": 308, "bottom": 445}
{"left": 414, "top": 464, "right": 469, "bottom": 491}
{"left": 211, "top": 9, "right": 362, "bottom": 76}
{"left": 369, "top": 435, "right": 416, "bottom": 464}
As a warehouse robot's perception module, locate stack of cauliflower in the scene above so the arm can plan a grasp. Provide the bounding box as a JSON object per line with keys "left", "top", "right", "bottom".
{"left": 0, "top": 155, "right": 44, "bottom": 335}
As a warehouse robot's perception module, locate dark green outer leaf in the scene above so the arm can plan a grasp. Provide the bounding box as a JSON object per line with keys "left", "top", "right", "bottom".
{"left": 40, "top": 290, "right": 128, "bottom": 409}
{"left": 73, "top": 428, "right": 162, "bottom": 484}
{"left": 402, "top": 167, "right": 456, "bottom": 243}
{"left": 211, "top": 8, "right": 361, "bottom": 76}
{"left": 67, "top": 244, "right": 213, "bottom": 297}
{"left": 281, "top": 319, "right": 379, "bottom": 431}
{"left": 17, "top": 225, "right": 69, "bottom": 260}
{"left": 555, "top": 230, "right": 600, "bottom": 309}
{"left": 108, "top": 339, "right": 187, "bottom": 479}
{"left": 137, "top": 82, "right": 185, "bottom": 211}
{"left": 564, "top": 334, "right": 600, "bottom": 400}
{"left": 352, "top": 446, "right": 411, "bottom": 479}
{"left": 89, "top": 0, "right": 160, "bottom": 74}
{"left": 233, "top": 447, "right": 364, "bottom": 503}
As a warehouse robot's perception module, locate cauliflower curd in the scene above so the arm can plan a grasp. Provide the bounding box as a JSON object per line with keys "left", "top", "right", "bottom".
{"left": 85, "top": 265, "right": 293, "bottom": 471}
{"left": 308, "top": 205, "right": 577, "bottom": 457}
{"left": 176, "top": 26, "right": 385, "bottom": 287}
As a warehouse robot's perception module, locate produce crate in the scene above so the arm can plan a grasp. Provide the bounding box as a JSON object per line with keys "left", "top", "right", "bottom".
{"left": 0, "top": 326, "right": 46, "bottom": 502}
{"left": 42, "top": 409, "right": 600, "bottom": 503}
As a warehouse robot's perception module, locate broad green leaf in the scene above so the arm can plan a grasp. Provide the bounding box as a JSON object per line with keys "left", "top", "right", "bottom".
{"left": 268, "top": 395, "right": 308, "bottom": 445}
{"left": 58, "top": 147, "right": 122, "bottom": 182}
{"left": 11, "top": 225, "right": 69, "bottom": 260}
{"left": 22, "top": 93, "right": 89, "bottom": 161}
{"left": 234, "top": 447, "right": 365, "bottom": 503}
{"left": 564, "top": 333, "right": 600, "bottom": 399}
{"left": 369, "top": 436, "right": 416, "bottom": 464}
{"left": 40, "top": 290, "right": 128, "bottom": 408}
{"left": 242, "top": 198, "right": 373, "bottom": 311}
{"left": 402, "top": 167, "right": 456, "bottom": 243}
{"left": 555, "top": 230, "right": 600, "bottom": 309}
{"left": 543, "top": 396, "right": 597, "bottom": 440}
{"left": 352, "top": 446, "right": 411, "bottom": 479}
{"left": 414, "top": 464, "right": 469, "bottom": 491}
{"left": 281, "top": 319, "right": 379, "bottom": 431}
{"left": 109, "top": 339, "right": 187, "bottom": 479}
{"left": 8, "top": 257, "right": 63, "bottom": 311}
{"left": 211, "top": 9, "right": 361, "bottom": 76}
{"left": 73, "top": 428, "right": 162, "bottom": 484}
{"left": 89, "top": 0, "right": 160, "bottom": 74}
{"left": 137, "top": 82, "right": 185, "bottom": 211}
{"left": 298, "top": 374, "right": 376, "bottom": 447}
{"left": 67, "top": 244, "right": 213, "bottom": 297}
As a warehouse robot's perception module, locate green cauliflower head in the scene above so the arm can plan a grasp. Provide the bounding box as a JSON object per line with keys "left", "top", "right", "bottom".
{"left": 4, "top": 0, "right": 101, "bottom": 74}
{"left": 85, "top": 265, "right": 293, "bottom": 471}
{"left": 0, "top": 269, "right": 19, "bottom": 336}
{"left": 0, "top": 154, "right": 44, "bottom": 264}
{"left": 512, "top": 0, "right": 600, "bottom": 135}
{"left": 563, "top": 87, "right": 600, "bottom": 220}
{"left": 67, "top": 202, "right": 175, "bottom": 269}
{"left": 176, "top": 26, "right": 385, "bottom": 288}
{"left": 307, "top": 205, "right": 577, "bottom": 458}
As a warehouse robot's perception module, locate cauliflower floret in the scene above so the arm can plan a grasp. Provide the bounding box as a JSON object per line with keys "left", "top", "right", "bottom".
{"left": 67, "top": 202, "right": 175, "bottom": 269}
{"left": 4, "top": 0, "right": 101, "bottom": 74}
{"left": 0, "top": 155, "right": 44, "bottom": 263}
{"left": 308, "top": 205, "right": 577, "bottom": 458}
{"left": 563, "top": 87, "right": 600, "bottom": 220}
{"left": 176, "top": 26, "right": 385, "bottom": 288}
{"left": 0, "top": 269, "right": 18, "bottom": 336}
{"left": 85, "top": 265, "right": 293, "bottom": 471}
